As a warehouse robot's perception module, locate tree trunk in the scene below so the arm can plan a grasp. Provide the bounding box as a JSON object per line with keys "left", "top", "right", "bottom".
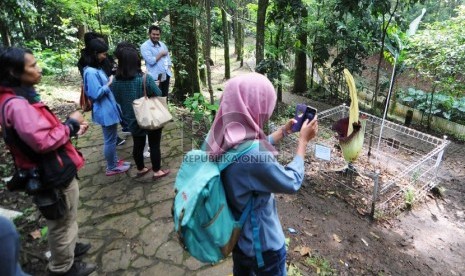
{"left": 0, "top": 19, "right": 12, "bottom": 47}
{"left": 372, "top": 0, "right": 399, "bottom": 111}
{"left": 233, "top": 9, "right": 240, "bottom": 57}
{"left": 276, "top": 24, "right": 284, "bottom": 102}
{"left": 368, "top": 0, "right": 399, "bottom": 157}
{"left": 221, "top": 8, "right": 231, "bottom": 79}
{"left": 293, "top": 8, "right": 308, "bottom": 94}
{"left": 170, "top": 0, "right": 200, "bottom": 103}
{"left": 77, "top": 25, "right": 87, "bottom": 41}
{"left": 255, "top": 0, "right": 269, "bottom": 66}
{"left": 310, "top": 2, "right": 321, "bottom": 90}
{"left": 238, "top": 17, "right": 244, "bottom": 67}
{"left": 203, "top": 0, "right": 214, "bottom": 104}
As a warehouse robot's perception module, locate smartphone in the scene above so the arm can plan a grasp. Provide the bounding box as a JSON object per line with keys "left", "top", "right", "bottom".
{"left": 291, "top": 104, "right": 317, "bottom": 132}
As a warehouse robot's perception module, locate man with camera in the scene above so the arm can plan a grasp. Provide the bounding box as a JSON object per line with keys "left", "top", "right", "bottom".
{"left": 140, "top": 25, "right": 173, "bottom": 97}
{"left": 0, "top": 47, "right": 95, "bottom": 276}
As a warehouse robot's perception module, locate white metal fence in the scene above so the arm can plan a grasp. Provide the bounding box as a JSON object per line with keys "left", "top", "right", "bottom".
{"left": 275, "top": 105, "right": 450, "bottom": 218}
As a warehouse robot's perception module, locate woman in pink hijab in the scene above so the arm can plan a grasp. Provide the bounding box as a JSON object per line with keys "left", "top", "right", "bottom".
{"left": 206, "top": 73, "right": 318, "bottom": 275}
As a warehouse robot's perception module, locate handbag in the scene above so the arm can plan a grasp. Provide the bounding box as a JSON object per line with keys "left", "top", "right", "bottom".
{"left": 133, "top": 74, "right": 173, "bottom": 129}
{"left": 33, "top": 188, "right": 67, "bottom": 220}
{"left": 79, "top": 83, "right": 92, "bottom": 112}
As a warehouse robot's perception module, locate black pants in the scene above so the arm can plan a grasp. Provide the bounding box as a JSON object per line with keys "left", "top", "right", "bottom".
{"left": 132, "top": 129, "right": 162, "bottom": 171}
{"left": 158, "top": 76, "right": 170, "bottom": 97}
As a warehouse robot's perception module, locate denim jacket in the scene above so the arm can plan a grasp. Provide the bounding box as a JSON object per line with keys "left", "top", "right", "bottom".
{"left": 83, "top": 67, "right": 121, "bottom": 126}
{"left": 222, "top": 140, "right": 304, "bottom": 257}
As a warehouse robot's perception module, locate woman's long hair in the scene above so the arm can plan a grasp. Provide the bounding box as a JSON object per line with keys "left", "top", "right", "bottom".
{"left": 114, "top": 43, "right": 142, "bottom": 80}
{"left": 0, "top": 47, "right": 32, "bottom": 87}
{"left": 83, "top": 39, "right": 109, "bottom": 69}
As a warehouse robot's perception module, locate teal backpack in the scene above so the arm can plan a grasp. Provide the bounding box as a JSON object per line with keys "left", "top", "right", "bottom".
{"left": 173, "top": 141, "right": 264, "bottom": 266}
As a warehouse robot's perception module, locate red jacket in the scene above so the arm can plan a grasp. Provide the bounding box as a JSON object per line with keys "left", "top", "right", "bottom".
{"left": 0, "top": 87, "right": 84, "bottom": 171}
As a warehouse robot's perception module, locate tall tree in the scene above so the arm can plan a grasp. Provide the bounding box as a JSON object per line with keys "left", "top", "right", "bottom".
{"left": 255, "top": 0, "right": 269, "bottom": 66}
{"left": 233, "top": 3, "right": 246, "bottom": 67}
{"left": 201, "top": 0, "right": 214, "bottom": 104}
{"left": 170, "top": 0, "right": 201, "bottom": 102}
{"left": 293, "top": 1, "right": 308, "bottom": 94}
{"left": 221, "top": 6, "right": 231, "bottom": 79}
{"left": 371, "top": 0, "right": 400, "bottom": 110}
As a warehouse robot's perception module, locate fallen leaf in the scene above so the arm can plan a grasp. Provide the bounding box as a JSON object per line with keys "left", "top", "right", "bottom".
{"left": 30, "top": 229, "right": 41, "bottom": 239}
{"left": 361, "top": 238, "right": 369, "bottom": 246}
{"left": 356, "top": 207, "right": 366, "bottom": 215}
{"left": 333, "top": 234, "right": 342, "bottom": 243}
{"left": 304, "top": 231, "right": 313, "bottom": 237}
{"left": 299, "top": 246, "right": 311, "bottom": 256}
{"left": 293, "top": 246, "right": 301, "bottom": 252}
{"left": 370, "top": 232, "right": 380, "bottom": 240}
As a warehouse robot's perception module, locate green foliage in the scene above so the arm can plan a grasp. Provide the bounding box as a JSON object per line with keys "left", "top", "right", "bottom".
{"left": 183, "top": 93, "right": 218, "bottom": 122}
{"left": 13, "top": 207, "right": 35, "bottom": 224}
{"left": 405, "top": 5, "right": 465, "bottom": 98}
{"left": 404, "top": 187, "right": 415, "bottom": 209}
{"left": 25, "top": 40, "right": 77, "bottom": 76}
{"left": 40, "top": 226, "right": 49, "bottom": 241}
{"left": 0, "top": 161, "right": 14, "bottom": 178}
{"left": 287, "top": 263, "right": 303, "bottom": 276}
{"left": 210, "top": 7, "right": 226, "bottom": 47}
{"left": 103, "top": 0, "right": 168, "bottom": 44}
{"left": 304, "top": 254, "right": 336, "bottom": 275}
{"left": 255, "top": 59, "right": 285, "bottom": 84}
{"left": 398, "top": 88, "right": 465, "bottom": 123}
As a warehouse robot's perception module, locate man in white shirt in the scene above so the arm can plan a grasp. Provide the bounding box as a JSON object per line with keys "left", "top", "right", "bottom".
{"left": 140, "top": 25, "right": 173, "bottom": 97}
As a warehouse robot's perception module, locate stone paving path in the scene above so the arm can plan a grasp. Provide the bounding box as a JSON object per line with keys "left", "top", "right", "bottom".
{"left": 75, "top": 114, "right": 232, "bottom": 275}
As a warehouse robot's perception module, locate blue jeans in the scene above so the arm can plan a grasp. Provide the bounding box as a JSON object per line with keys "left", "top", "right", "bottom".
{"left": 102, "top": 124, "right": 118, "bottom": 170}
{"left": 0, "top": 217, "right": 30, "bottom": 276}
{"left": 232, "top": 244, "right": 287, "bottom": 276}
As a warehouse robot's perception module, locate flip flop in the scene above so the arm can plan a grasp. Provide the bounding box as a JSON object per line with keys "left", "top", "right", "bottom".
{"left": 152, "top": 169, "right": 170, "bottom": 180}
{"left": 136, "top": 167, "right": 150, "bottom": 178}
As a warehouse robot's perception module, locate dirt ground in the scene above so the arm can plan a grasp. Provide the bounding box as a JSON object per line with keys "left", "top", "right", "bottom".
{"left": 279, "top": 165, "right": 465, "bottom": 275}
{"left": 216, "top": 51, "right": 465, "bottom": 275}
{"left": 1, "top": 47, "right": 464, "bottom": 275}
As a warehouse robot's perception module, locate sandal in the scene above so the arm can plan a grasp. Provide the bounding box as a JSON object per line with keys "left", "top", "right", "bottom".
{"left": 152, "top": 169, "right": 170, "bottom": 180}
{"left": 136, "top": 167, "right": 150, "bottom": 178}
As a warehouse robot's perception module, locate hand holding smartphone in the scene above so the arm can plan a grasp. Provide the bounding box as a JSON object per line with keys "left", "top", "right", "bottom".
{"left": 291, "top": 104, "right": 317, "bottom": 132}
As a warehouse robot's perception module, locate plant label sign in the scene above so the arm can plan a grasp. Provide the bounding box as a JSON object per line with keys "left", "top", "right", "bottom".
{"left": 315, "top": 144, "right": 331, "bottom": 161}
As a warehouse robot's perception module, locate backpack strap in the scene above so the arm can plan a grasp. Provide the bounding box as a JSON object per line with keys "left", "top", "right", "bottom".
{"left": 238, "top": 193, "right": 264, "bottom": 268}
{"left": 222, "top": 142, "right": 264, "bottom": 268}
{"left": 250, "top": 195, "right": 264, "bottom": 268}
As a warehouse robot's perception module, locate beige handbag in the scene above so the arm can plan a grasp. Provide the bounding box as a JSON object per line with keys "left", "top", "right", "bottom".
{"left": 133, "top": 74, "right": 173, "bottom": 129}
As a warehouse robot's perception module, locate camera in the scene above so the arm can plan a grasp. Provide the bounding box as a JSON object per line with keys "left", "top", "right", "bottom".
{"left": 25, "top": 169, "right": 42, "bottom": 194}
{"left": 6, "top": 168, "right": 42, "bottom": 194}
{"left": 291, "top": 104, "right": 317, "bottom": 132}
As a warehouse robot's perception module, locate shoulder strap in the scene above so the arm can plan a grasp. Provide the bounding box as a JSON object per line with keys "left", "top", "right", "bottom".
{"left": 217, "top": 140, "right": 260, "bottom": 171}
{"left": 142, "top": 73, "right": 147, "bottom": 98}
{"left": 1, "top": 96, "right": 40, "bottom": 162}
{"left": 1, "top": 96, "right": 22, "bottom": 141}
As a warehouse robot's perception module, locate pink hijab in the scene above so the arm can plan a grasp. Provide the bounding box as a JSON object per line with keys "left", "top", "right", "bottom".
{"left": 205, "top": 73, "right": 277, "bottom": 157}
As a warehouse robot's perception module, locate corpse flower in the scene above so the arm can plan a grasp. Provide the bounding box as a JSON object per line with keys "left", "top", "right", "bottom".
{"left": 332, "top": 69, "right": 367, "bottom": 163}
